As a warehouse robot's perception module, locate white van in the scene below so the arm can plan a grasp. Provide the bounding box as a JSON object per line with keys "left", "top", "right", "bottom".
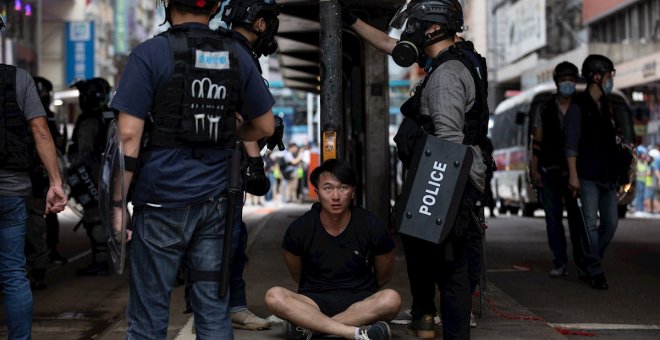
{"left": 489, "top": 83, "right": 635, "bottom": 217}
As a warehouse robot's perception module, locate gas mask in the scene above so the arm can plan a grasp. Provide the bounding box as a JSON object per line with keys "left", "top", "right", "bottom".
{"left": 253, "top": 18, "right": 279, "bottom": 58}
{"left": 557, "top": 81, "right": 576, "bottom": 97}
{"left": 392, "top": 19, "right": 428, "bottom": 68}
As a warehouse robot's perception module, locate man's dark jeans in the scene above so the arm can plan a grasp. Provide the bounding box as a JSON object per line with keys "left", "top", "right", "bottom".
{"left": 540, "top": 170, "right": 585, "bottom": 269}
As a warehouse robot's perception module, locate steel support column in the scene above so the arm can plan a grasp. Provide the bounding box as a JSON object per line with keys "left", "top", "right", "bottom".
{"left": 363, "top": 43, "right": 390, "bottom": 222}
{"left": 319, "top": 0, "right": 342, "bottom": 161}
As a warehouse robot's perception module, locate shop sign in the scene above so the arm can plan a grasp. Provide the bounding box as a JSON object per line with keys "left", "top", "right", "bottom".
{"left": 643, "top": 61, "right": 656, "bottom": 79}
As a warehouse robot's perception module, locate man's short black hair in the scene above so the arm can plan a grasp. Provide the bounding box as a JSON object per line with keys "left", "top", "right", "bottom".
{"left": 310, "top": 159, "right": 358, "bottom": 189}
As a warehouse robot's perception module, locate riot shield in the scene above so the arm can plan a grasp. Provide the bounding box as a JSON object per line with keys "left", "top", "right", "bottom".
{"left": 98, "top": 120, "right": 128, "bottom": 274}
{"left": 394, "top": 133, "right": 473, "bottom": 244}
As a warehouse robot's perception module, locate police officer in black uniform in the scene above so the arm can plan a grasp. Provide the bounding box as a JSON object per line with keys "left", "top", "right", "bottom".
{"left": 25, "top": 76, "right": 67, "bottom": 290}
{"left": 33, "top": 77, "right": 68, "bottom": 265}
{"left": 219, "top": 0, "right": 281, "bottom": 330}
{"left": 67, "top": 77, "right": 115, "bottom": 276}
{"left": 565, "top": 55, "right": 621, "bottom": 290}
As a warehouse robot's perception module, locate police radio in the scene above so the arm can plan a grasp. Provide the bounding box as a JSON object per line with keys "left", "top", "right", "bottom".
{"left": 395, "top": 133, "right": 473, "bottom": 244}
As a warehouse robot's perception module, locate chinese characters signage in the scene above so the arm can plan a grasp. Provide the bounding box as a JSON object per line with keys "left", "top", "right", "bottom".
{"left": 66, "top": 21, "right": 95, "bottom": 85}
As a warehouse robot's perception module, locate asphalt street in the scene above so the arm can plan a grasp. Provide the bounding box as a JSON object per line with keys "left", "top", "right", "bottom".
{"left": 1, "top": 203, "right": 659, "bottom": 339}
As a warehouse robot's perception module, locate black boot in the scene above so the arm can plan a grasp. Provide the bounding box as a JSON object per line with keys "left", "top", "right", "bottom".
{"left": 48, "top": 248, "right": 68, "bottom": 265}
{"left": 30, "top": 268, "right": 48, "bottom": 290}
{"left": 76, "top": 261, "right": 110, "bottom": 276}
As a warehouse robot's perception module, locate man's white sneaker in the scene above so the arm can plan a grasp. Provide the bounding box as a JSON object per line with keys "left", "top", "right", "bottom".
{"left": 549, "top": 264, "right": 567, "bottom": 277}
{"left": 231, "top": 308, "right": 272, "bottom": 330}
{"left": 470, "top": 312, "right": 477, "bottom": 328}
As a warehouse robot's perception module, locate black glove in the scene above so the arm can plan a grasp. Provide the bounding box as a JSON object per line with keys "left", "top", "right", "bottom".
{"left": 245, "top": 156, "right": 270, "bottom": 196}
{"left": 264, "top": 116, "right": 284, "bottom": 151}
{"left": 340, "top": 0, "right": 358, "bottom": 26}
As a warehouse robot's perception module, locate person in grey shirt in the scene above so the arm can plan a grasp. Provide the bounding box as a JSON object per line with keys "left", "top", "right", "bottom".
{"left": 346, "top": 1, "right": 488, "bottom": 338}
{"left": 0, "top": 16, "right": 67, "bottom": 339}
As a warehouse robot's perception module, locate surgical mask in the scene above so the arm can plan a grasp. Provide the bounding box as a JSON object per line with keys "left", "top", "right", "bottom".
{"left": 558, "top": 81, "right": 576, "bottom": 97}
{"left": 601, "top": 78, "right": 614, "bottom": 95}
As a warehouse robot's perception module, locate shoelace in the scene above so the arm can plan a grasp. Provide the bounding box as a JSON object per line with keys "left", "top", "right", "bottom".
{"left": 296, "top": 326, "right": 313, "bottom": 340}
{"left": 357, "top": 329, "right": 372, "bottom": 340}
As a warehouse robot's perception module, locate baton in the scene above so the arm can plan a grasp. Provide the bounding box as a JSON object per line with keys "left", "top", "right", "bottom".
{"left": 576, "top": 196, "right": 592, "bottom": 248}
{"left": 219, "top": 140, "right": 243, "bottom": 298}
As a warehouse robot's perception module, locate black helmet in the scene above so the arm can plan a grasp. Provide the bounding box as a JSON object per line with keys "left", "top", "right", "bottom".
{"left": 71, "top": 78, "right": 112, "bottom": 112}
{"left": 553, "top": 61, "right": 579, "bottom": 82}
{"left": 33, "top": 76, "right": 53, "bottom": 108}
{"left": 389, "top": 0, "right": 464, "bottom": 33}
{"left": 581, "top": 54, "right": 615, "bottom": 82}
{"left": 223, "top": 0, "right": 278, "bottom": 26}
{"left": 169, "top": 0, "right": 220, "bottom": 10}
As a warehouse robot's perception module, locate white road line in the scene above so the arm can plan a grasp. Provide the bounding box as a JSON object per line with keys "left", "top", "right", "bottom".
{"left": 549, "top": 323, "right": 660, "bottom": 330}
{"left": 174, "top": 317, "right": 195, "bottom": 340}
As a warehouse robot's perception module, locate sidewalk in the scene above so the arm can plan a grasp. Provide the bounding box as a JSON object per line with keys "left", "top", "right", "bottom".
{"left": 203, "top": 202, "right": 565, "bottom": 339}
{"left": 101, "top": 201, "right": 567, "bottom": 339}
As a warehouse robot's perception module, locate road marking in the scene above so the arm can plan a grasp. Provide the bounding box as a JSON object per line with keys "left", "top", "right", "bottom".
{"left": 549, "top": 323, "right": 660, "bottom": 330}
{"left": 174, "top": 317, "right": 194, "bottom": 340}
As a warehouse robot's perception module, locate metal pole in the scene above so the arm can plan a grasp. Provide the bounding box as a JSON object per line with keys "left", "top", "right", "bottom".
{"left": 36, "top": 0, "right": 43, "bottom": 74}
{"left": 319, "top": 0, "right": 342, "bottom": 161}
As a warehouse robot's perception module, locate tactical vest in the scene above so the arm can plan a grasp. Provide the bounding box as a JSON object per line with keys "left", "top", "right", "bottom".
{"left": 150, "top": 27, "right": 240, "bottom": 149}
{"left": 68, "top": 107, "right": 115, "bottom": 159}
{"left": 539, "top": 96, "right": 568, "bottom": 171}
{"left": 0, "top": 65, "right": 35, "bottom": 171}
{"left": 394, "top": 45, "right": 489, "bottom": 169}
{"left": 429, "top": 45, "right": 489, "bottom": 146}
{"left": 573, "top": 91, "right": 618, "bottom": 182}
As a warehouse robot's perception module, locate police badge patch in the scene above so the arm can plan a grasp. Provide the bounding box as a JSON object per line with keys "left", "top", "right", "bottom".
{"left": 195, "top": 50, "right": 230, "bottom": 70}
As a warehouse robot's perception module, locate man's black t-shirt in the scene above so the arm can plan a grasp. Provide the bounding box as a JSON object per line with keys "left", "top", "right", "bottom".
{"left": 282, "top": 203, "right": 395, "bottom": 294}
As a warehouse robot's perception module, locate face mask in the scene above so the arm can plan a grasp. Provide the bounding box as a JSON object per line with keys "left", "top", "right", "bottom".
{"left": 392, "top": 20, "right": 427, "bottom": 67}
{"left": 601, "top": 78, "right": 614, "bottom": 95}
{"left": 253, "top": 18, "right": 279, "bottom": 57}
{"left": 558, "top": 81, "right": 576, "bottom": 97}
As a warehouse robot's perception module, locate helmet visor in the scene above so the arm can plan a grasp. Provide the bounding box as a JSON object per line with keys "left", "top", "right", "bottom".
{"left": 389, "top": 1, "right": 449, "bottom": 30}
{"left": 389, "top": 2, "right": 413, "bottom": 30}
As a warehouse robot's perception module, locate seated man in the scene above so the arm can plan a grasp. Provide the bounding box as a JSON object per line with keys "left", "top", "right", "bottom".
{"left": 265, "top": 159, "right": 401, "bottom": 340}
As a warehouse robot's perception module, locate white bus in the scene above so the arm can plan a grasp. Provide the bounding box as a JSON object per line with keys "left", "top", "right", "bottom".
{"left": 489, "top": 83, "right": 635, "bottom": 217}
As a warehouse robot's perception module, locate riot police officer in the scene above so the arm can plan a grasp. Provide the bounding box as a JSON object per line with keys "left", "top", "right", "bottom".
{"left": 67, "top": 77, "right": 115, "bottom": 276}
{"left": 25, "top": 76, "right": 67, "bottom": 290}
{"left": 565, "top": 55, "right": 621, "bottom": 290}
{"left": 347, "top": 1, "right": 489, "bottom": 337}
{"left": 0, "top": 14, "right": 67, "bottom": 338}
{"left": 219, "top": 0, "right": 281, "bottom": 330}
{"left": 33, "top": 77, "right": 68, "bottom": 265}
{"left": 110, "top": 0, "right": 275, "bottom": 338}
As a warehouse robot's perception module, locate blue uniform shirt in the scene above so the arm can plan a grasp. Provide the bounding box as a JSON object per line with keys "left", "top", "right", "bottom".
{"left": 111, "top": 24, "right": 275, "bottom": 207}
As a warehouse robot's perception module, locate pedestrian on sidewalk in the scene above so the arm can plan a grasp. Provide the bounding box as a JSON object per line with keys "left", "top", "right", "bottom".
{"left": 110, "top": 0, "right": 275, "bottom": 338}
{"left": 0, "top": 14, "right": 68, "bottom": 339}
{"left": 530, "top": 61, "right": 586, "bottom": 277}
{"left": 265, "top": 159, "right": 401, "bottom": 340}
